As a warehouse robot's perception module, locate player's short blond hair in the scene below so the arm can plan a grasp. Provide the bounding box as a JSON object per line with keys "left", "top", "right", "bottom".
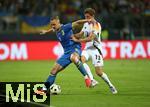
{"left": 51, "top": 16, "right": 59, "bottom": 20}
{"left": 84, "top": 8, "right": 95, "bottom": 16}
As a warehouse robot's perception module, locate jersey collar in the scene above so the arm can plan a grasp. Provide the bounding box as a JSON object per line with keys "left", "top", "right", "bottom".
{"left": 56, "top": 24, "right": 63, "bottom": 33}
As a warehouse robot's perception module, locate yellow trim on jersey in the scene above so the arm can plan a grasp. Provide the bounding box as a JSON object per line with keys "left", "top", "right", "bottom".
{"left": 91, "top": 22, "right": 101, "bottom": 31}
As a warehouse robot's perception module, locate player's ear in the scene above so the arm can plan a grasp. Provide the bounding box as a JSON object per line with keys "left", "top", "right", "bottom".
{"left": 56, "top": 18, "right": 60, "bottom": 23}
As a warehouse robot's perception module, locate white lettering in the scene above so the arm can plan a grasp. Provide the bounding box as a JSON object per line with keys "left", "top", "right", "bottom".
{"left": 0, "top": 44, "right": 9, "bottom": 60}
{"left": 148, "top": 41, "right": 150, "bottom": 57}
{"left": 10, "top": 43, "right": 28, "bottom": 60}
{"left": 133, "top": 42, "right": 146, "bottom": 58}
{"left": 120, "top": 42, "right": 132, "bottom": 58}
{"left": 102, "top": 42, "right": 107, "bottom": 58}
{"left": 53, "top": 43, "right": 64, "bottom": 59}
{"left": 107, "top": 42, "right": 119, "bottom": 58}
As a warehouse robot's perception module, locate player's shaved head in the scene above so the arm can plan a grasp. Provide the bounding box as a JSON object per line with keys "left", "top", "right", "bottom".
{"left": 84, "top": 8, "right": 95, "bottom": 17}
{"left": 50, "top": 16, "right": 61, "bottom": 31}
{"left": 51, "top": 16, "right": 59, "bottom": 20}
{"left": 51, "top": 16, "right": 60, "bottom": 22}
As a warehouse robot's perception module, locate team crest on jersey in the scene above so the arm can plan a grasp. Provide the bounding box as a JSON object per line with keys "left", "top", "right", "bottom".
{"left": 61, "top": 30, "right": 65, "bottom": 36}
{"left": 75, "top": 48, "right": 79, "bottom": 53}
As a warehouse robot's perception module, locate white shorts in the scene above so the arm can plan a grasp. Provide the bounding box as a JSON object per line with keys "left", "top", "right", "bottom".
{"left": 81, "top": 49, "right": 104, "bottom": 67}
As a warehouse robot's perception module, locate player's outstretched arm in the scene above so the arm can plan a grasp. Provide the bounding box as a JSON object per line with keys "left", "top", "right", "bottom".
{"left": 39, "top": 28, "right": 54, "bottom": 35}
{"left": 72, "top": 19, "right": 90, "bottom": 29}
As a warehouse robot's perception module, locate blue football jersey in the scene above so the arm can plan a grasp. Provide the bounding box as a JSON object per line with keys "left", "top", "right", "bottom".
{"left": 56, "top": 23, "right": 81, "bottom": 53}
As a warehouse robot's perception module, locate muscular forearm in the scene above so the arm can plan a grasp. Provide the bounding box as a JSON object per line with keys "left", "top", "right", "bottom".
{"left": 46, "top": 28, "right": 54, "bottom": 33}
{"left": 78, "top": 37, "right": 92, "bottom": 42}
{"left": 72, "top": 19, "right": 90, "bottom": 29}
{"left": 77, "top": 33, "right": 95, "bottom": 42}
{"left": 75, "top": 19, "right": 89, "bottom": 24}
{"left": 40, "top": 28, "right": 54, "bottom": 35}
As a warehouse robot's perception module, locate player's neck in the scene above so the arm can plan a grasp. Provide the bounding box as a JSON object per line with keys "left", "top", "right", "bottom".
{"left": 92, "top": 18, "right": 96, "bottom": 22}
{"left": 88, "top": 19, "right": 96, "bottom": 24}
{"left": 56, "top": 24, "right": 62, "bottom": 32}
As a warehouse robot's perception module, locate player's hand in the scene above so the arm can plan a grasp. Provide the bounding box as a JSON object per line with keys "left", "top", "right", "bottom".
{"left": 39, "top": 30, "right": 47, "bottom": 35}
{"left": 71, "top": 36, "right": 80, "bottom": 42}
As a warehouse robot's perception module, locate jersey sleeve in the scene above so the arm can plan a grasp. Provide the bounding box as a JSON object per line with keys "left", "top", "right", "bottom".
{"left": 92, "top": 23, "right": 101, "bottom": 38}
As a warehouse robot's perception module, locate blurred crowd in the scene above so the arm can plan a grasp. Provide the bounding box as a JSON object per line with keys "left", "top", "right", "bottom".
{"left": 0, "top": 0, "right": 149, "bottom": 18}
{"left": 0, "top": 0, "right": 150, "bottom": 39}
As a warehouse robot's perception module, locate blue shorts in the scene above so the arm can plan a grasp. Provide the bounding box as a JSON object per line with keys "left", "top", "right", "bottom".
{"left": 56, "top": 47, "right": 81, "bottom": 68}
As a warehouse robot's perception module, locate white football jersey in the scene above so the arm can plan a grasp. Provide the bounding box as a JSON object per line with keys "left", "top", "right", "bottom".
{"left": 81, "top": 21, "right": 102, "bottom": 50}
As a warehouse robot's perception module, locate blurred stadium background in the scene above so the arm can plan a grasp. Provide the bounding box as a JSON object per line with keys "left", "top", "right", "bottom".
{"left": 0, "top": 0, "right": 150, "bottom": 107}
{"left": 0, "top": 0, "right": 150, "bottom": 39}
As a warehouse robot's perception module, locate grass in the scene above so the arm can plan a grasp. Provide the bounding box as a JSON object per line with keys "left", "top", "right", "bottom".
{"left": 0, "top": 59, "right": 150, "bottom": 107}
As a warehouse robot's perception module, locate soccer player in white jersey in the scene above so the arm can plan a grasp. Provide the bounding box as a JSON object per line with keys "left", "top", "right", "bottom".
{"left": 72, "top": 8, "right": 117, "bottom": 94}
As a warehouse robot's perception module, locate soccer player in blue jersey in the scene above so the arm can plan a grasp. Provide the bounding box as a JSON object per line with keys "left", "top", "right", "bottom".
{"left": 36, "top": 16, "right": 91, "bottom": 94}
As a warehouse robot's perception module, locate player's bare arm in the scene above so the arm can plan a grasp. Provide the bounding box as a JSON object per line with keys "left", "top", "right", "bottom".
{"left": 72, "top": 19, "right": 91, "bottom": 29}
{"left": 72, "top": 31, "right": 84, "bottom": 39}
{"left": 72, "top": 32, "right": 96, "bottom": 43}
{"left": 40, "top": 28, "right": 54, "bottom": 35}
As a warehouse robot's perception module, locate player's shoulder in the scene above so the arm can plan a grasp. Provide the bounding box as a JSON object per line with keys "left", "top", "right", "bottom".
{"left": 63, "top": 23, "right": 72, "bottom": 27}
{"left": 96, "top": 21, "right": 101, "bottom": 27}
{"left": 62, "top": 23, "right": 72, "bottom": 30}
{"left": 83, "top": 22, "right": 90, "bottom": 26}
{"left": 95, "top": 21, "right": 101, "bottom": 29}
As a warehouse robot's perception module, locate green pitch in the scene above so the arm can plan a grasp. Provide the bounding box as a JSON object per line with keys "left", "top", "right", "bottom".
{"left": 0, "top": 60, "right": 150, "bottom": 107}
